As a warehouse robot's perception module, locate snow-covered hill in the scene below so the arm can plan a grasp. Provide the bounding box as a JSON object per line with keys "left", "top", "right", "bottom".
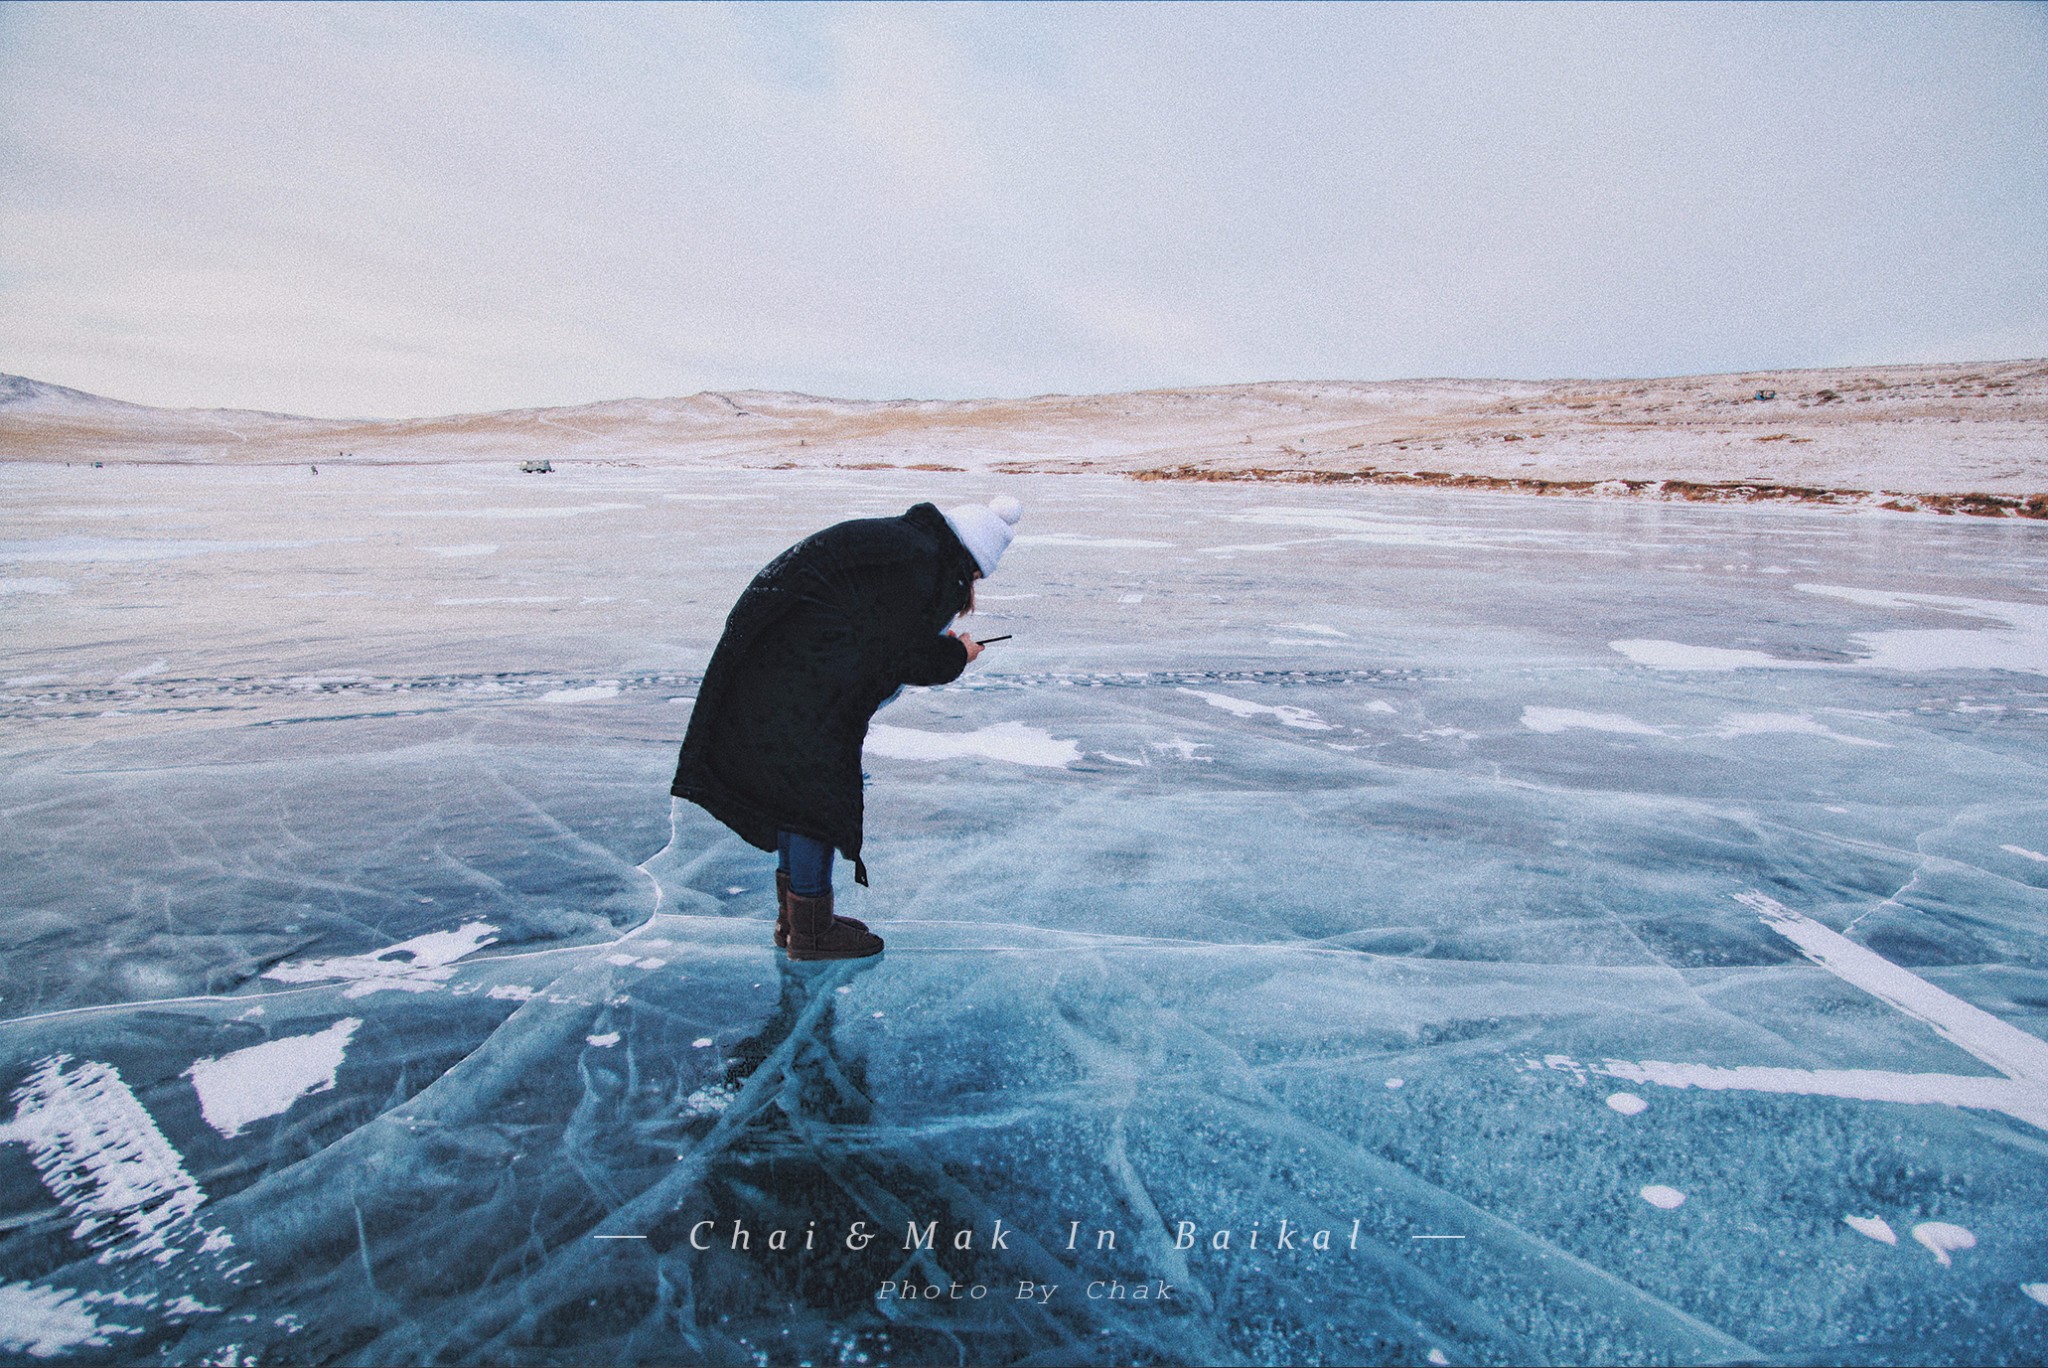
{"left": 3, "top": 361, "right": 2043, "bottom": 511}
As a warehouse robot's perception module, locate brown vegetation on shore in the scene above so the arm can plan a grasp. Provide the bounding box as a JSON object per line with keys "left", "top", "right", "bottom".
{"left": 1127, "top": 465, "right": 2048, "bottom": 518}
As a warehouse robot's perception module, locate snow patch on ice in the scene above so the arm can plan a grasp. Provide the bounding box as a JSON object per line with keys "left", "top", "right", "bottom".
{"left": 1844, "top": 1214, "right": 1897, "bottom": 1245}
{"left": 263, "top": 922, "right": 498, "bottom": 997}
{"left": 0, "top": 1281, "right": 134, "bottom": 1357}
{"left": 0, "top": 1056, "right": 223, "bottom": 1265}
{"left": 1611, "top": 639, "right": 1796, "bottom": 670}
{"left": 1640, "top": 1185, "right": 1686, "bottom": 1209}
{"left": 0, "top": 537, "right": 320, "bottom": 563}
{"left": 866, "top": 721, "right": 1081, "bottom": 768}
{"left": 1799, "top": 584, "right": 2048, "bottom": 675}
{"left": 186, "top": 1019, "right": 361, "bottom": 1138}
{"left": 1606, "top": 1092, "right": 1648, "bottom": 1115}
{"left": 1521, "top": 706, "right": 1663, "bottom": 736}
{"left": 542, "top": 683, "right": 621, "bottom": 703}
{"left": 2022, "top": 1283, "right": 2048, "bottom": 1307}
{"left": 1738, "top": 891, "right": 2048, "bottom": 1088}
{"left": 382, "top": 503, "right": 638, "bottom": 520}
{"left": 1714, "top": 713, "right": 1885, "bottom": 747}
{"left": 1216, "top": 506, "right": 1538, "bottom": 551}
{"left": 2001, "top": 844, "right": 2048, "bottom": 864}
{"left": 1012, "top": 533, "right": 1174, "bottom": 549}
{"left": 684, "top": 1083, "right": 735, "bottom": 1117}
{"left": 1912, "top": 1221, "right": 1975, "bottom": 1266}
{"left": 586, "top": 1033, "right": 621, "bottom": 1048}
{"left": 1589, "top": 1057, "right": 2048, "bottom": 1126}
{"left": 30, "top": 505, "right": 186, "bottom": 520}
{"left": 1179, "top": 687, "right": 1331, "bottom": 730}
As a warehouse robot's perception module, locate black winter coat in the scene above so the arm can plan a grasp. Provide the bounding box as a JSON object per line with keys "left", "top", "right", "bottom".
{"left": 670, "top": 503, "right": 978, "bottom": 884}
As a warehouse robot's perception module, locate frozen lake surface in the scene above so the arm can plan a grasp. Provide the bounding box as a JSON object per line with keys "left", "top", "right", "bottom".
{"left": 3, "top": 462, "right": 2047, "bottom": 1365}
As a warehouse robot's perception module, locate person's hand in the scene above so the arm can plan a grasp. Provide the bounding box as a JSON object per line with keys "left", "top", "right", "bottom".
{"left": 948, "top": 630, "right": 984, "bottom": 663}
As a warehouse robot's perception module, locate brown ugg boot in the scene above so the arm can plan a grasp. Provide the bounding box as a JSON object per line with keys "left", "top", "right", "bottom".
{"left": 774, "top": 871, "right": 869, "bottom": 950}
{"left": 785, "top": 888, "right": 883, "bottom": 960}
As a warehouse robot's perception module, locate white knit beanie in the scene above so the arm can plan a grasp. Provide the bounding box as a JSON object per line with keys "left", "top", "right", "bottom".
{"left": 941, "top": 496, "right": 1023, "bottom": 577}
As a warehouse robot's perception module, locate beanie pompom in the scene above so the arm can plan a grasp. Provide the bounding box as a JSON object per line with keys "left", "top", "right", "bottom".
{"left": 940, "top": 495, "right": 1023, "bottom": 578}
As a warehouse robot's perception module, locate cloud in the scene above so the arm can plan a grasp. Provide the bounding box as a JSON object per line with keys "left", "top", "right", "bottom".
{"left": 1, "top": 1, "right": 2042, "bottom": 416}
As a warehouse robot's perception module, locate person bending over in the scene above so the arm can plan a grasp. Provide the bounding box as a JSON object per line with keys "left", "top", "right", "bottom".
{"left": 671, "top": 496, "right": 1022, "bottom": 960}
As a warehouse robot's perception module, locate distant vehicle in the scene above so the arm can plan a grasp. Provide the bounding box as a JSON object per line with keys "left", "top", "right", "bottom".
{"left": 1754, "top": 390, "right": 1777, "bottom": 401}
{"left": 521, "top": 459, "right": 554, "bottom": 474}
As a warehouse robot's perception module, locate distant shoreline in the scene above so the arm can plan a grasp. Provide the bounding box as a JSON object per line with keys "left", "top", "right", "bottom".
{"left": 5, "top": 360, "right": 2045, "bottom": 517}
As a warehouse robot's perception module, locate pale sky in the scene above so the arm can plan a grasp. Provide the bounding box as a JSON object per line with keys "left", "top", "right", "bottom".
{"left": 2, "top": 1, "right": 2043, "bottom": 418}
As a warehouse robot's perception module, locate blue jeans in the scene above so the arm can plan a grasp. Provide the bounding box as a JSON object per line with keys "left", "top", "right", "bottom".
{"left": 777, "top": 831, "right": 833, "bottom": 897}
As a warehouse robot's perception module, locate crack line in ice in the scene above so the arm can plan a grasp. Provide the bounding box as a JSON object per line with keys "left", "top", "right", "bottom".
{"left": 1044, "top": 1000, "right": 1215, "bottom": 1314}
{"left": 1190, "top": 1083, "right": 1757, "bottom": 1357}
{"left": 350, "top": 960, "right": 861, "bottom": 1359}
{"left": 481, "top": 769, "right": 663, "bottom": 905}
{"left": 1839, "top": 807, "right": 1987, "bottom": 935}
{"left": 1539, "top": 892, "right": 2048, "bottom": 1133}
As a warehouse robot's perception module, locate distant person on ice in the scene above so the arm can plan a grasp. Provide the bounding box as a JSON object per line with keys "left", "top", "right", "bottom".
{"left": 671, "top": 496, "right": 1023, "bottom": 960}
